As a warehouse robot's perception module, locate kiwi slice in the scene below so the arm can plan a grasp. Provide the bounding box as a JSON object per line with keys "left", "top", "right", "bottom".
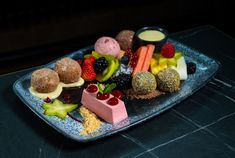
{"left": 96, "top": 59, "right": 119, "bottom": 82}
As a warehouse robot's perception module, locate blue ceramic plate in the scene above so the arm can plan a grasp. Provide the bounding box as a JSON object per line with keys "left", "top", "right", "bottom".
{"left": 13, "top": 39, "right": 220, "bottom": 142}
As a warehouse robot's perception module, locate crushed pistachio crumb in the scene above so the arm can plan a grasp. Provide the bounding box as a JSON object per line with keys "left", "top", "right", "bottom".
{"left": 79, "top": 106, "right": 102, "bottom": 135}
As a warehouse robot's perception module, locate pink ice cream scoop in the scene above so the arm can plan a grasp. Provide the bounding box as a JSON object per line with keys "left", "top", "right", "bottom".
{"left": 94, "top": 37, "right": 121, "bottom": 58}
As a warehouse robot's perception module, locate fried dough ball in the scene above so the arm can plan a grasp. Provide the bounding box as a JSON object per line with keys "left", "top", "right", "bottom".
{"left": 31, "top": 68, "right": 60, "bottom": 93}
{"left": 54, "top": 58, "right": 82, "bottom": 84}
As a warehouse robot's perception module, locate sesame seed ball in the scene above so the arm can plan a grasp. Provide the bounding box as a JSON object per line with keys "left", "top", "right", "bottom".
{"left": 132, "top": 71, "right": 157, "bottom": 95}
{"left": 156, "top": 68, "right": 180, "bottom": 93}
{"left": 54, "top": 58, "right": 82, "bottom": 84}
{"left": 31, "top": 68, "right": 60, "bottom": 93}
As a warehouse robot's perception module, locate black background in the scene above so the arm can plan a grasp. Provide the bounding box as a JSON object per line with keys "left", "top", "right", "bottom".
{"left": 0, "top": 0, "right": 234, "bottom": 74}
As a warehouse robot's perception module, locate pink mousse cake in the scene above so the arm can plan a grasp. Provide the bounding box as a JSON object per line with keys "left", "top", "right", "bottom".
{"left": 81, "top": 85, "right": 128, "bottom": 124}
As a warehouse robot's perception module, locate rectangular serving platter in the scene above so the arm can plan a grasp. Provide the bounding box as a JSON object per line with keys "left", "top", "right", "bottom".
{"left": 13, "top": 39, "right": 220, "bottom": 142}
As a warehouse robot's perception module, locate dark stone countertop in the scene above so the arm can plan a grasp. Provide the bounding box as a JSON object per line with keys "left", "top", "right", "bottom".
{"left": 0, "top": 25, "right": 235, "bottom": 158}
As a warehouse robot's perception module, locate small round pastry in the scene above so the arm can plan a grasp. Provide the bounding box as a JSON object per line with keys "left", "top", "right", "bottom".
{"left": 132, "top": 71, "right": 157, "bottom": 95}
{"left": 156, "top": 68, "right": 180, "bottom": 92}
{"left": 54, "top": 57, "right": 82, "bottom": 84}
{"left": 94, "top": 36, "right": 121, "bottom": 58}
{"left": 31, "top": 68, "right": 60, "bottom": 93}
{"left": 115, "top": 30, "right": 135, "bottom": 51}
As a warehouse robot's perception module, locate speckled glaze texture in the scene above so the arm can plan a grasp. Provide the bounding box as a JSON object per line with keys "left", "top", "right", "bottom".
{"left": 13, "top": 39, "right": 220, "bottom": 142}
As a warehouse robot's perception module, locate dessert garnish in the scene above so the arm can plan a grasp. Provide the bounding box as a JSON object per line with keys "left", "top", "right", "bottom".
{"left": 161, "top": 42, "right": 175, "bottom": 58}
{"left": 86, "top": 84, "right": 98, "bottom": 93}
{"left": 96, "top": 83, "right": 116, "bottom": 100}
{"left": 44, "top": 97, "right": 52, "bottom": 103}
{"left": 81, "top": 56, "right": 97, "bottom": 81}
{"left": 111, "top": 90, "right": 124, "bottom": 100}
{"left": 42, "top": 99, "right": 78, "bottom": 119}
{"left": 79, "top": 106, "right": 102, "bottom": 135}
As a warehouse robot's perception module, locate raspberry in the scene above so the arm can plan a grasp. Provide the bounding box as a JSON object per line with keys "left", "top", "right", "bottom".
{"left": 161, "top": 42, "right": 175, "bottom": 58}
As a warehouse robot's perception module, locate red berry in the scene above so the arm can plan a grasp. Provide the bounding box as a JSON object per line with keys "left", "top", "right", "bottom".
{"left": 107, "top": 97, "right": 119, "bottom": 106}
{"left": 76, "top": 59, "right": 83, "bottom": 66}
{"left": 161, "top": 42, "right": 175, "bottom": 58}
{"left": 130, "top": 53, "right": 138, "bottom": 68}
{"left": 111, "top": 90, "right": 124, "bottom": 100}
{"left": 81, "top": 64, "right": 96, "bottom": 81}
{"left": 63, "top": 93, "right": 71, "bottom": 100}
{"left": 125, "top": 48, "right": 133, "bottom": 61}
{"left": 44, "top": 97, "right": 52, "bottom": 103}
{"left": 96, "top": 92, "right": 110, "bottom": 100}
{"left": 86, "top": 85, "right": 98, "bottom": 93}
{"left": 63, "top": 93, "right": 72, "bottom": 103}
{"left": 84, "top": 56, "right": 96, "bottom": 65}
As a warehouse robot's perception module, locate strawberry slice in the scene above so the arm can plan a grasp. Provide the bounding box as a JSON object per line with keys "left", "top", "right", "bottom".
{"left": 81, "top": 64, "right": 97, "bottom": 81}
{"left": 84, "top": 56, "right": 96, "bottom": 65}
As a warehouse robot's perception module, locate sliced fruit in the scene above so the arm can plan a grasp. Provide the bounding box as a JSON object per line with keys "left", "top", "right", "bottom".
{"left": 167, "top": 58, "right": 177, "bottom": 67}
{"left": 153, "top": 53, "right": 161, "bottom": 60}
{"left": 132, "top": 46, "right": 147, "bottom": 76}
{"left": 81, "top": 64, "right": 96, "bottom": 81}
{"left": 174, "top": 52, "right": 183, "bottom": 60}
{"left": 42, "top": 99, "right": 78, "bottom": 119}
{"left": 150, "top": 58, "right": 158, "bottom": 67}
{"left": 151, "top": 64, "right": 167, "bottom": 75}
{"left": 142, "top": 44, "right": 155, "bottom": 71}
{"left": 171, "top": 56, "right": 187, "bottom": 80}
{"left": 96, "top": 59, "right": 119, "bottom": 82}
{"left": 158, "top": 57, "right": 168, "bottom": 65}
{"left": 92, "top": 51, "right": 101, "bottom": 59}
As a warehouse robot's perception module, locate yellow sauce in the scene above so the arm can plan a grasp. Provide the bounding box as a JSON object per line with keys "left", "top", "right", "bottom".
{"left": 60, "top": 77, "right": 84, "bottom": 88}
{"left": 29, "top": 84, "right": 63, "bottom": 99}
{"left": 138, "top": 30, "right": 165, "bottom": 41}
{"left": 29, "top": 77, "right": 85, "bottom": 99}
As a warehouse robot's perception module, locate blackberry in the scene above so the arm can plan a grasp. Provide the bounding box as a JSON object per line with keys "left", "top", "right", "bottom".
{"left": 112, "top": 74, "right": 132, "bottom": 89}
{"left": 187, "top": 62, "right": 196, "bottom": 74}
{"left": 93, "top": 57, "right": 108, "bottom": 73}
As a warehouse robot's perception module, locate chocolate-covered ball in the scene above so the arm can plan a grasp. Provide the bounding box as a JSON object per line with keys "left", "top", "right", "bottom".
{"left": 156, "top": 68, "right": 180, "bottom": 92}
{"left": 115, "top": 30, "right": 135, "bottom": 51}
{"left": 132, "top": 71, "right": 157, "bottom": 95}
